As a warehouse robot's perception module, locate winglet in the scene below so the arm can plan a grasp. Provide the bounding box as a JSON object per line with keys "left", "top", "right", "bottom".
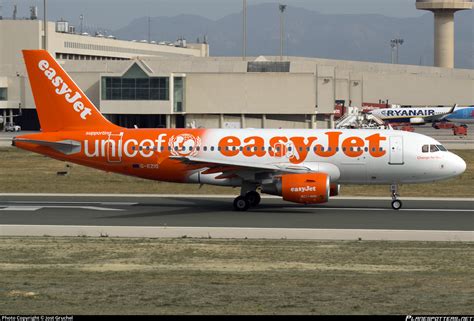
{"left": 448, "top": 104, "right": 458, "bottom": 114}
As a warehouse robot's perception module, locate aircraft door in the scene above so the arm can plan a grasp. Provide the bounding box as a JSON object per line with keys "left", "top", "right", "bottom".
{"left": 106, "top": 132, "right": 123, "bottom": 163}
{"left": 389, "top": 136, "right": 404, "bottom": 165}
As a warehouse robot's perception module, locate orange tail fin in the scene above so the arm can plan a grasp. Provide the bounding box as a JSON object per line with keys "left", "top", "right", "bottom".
{"left": 23, "top": 50, "right": 119, "bottom": 132}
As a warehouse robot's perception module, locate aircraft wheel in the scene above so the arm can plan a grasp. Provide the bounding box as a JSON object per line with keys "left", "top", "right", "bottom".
{"left": 245, "top": 191, "right": 261, "bottom": 207}
{"left": 233, "top": 196, "right": 250, "bottom": 211}
{"left": 391, "top": 200, "right": 402, "bottom": 210}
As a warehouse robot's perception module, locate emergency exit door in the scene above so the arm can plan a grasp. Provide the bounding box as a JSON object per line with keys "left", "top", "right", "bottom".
{"left": 389, "top": 136, "right": 404, "bottom": 165}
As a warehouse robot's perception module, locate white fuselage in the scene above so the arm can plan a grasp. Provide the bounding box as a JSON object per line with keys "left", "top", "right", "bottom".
{"left": 183, "top": 129, "right": 466, "bottom": 185}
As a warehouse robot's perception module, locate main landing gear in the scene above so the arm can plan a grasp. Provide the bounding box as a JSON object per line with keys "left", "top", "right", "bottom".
{"left": 390, "top": 184, "right": 402, "bottom": 210}
{"left": 233, "top": 190, "right": 261, "bottom": 211}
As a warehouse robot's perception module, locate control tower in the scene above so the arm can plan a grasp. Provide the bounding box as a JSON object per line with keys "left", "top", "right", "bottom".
{"left": 416, "top": 0, "right": 472, "bottom": 68}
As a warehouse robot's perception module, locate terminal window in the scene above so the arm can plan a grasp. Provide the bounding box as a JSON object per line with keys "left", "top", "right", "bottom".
{"left": 247, "top": 62, "right": 290, "bottom": 72}
{"left": 102, "top": 77, "right": 169, "bottom": 101}
{"left": 0, "top": 88, "right": 7, "bottom": 101}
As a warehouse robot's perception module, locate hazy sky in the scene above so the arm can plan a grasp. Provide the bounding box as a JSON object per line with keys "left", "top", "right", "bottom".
{"left": 2, "top": 0, "right": 425, "bottom": 30}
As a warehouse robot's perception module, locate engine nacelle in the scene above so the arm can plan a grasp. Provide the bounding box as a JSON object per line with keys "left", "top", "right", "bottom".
{"left": 329, "top": 183, "right": 340, "bottom": 197}
{"left": 262, "top": 173, "right": 330, "bottom": 204}
{"left": 410, "top": 117, "right": 426, "bottom": 125}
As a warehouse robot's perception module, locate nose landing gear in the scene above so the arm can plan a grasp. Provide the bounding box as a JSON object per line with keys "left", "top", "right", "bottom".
{"left": 390, "top": 184, "right": 402, "bottom": 210}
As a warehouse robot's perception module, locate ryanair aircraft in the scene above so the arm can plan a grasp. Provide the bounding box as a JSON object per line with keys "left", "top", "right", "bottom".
{"left": 370, "top": 105, "right": 474, "bottom": 125}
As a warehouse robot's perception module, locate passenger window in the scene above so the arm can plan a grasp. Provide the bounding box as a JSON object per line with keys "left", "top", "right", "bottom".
{"left": 210, "top": 146, "right": 214, "bottom": 151}
{"left": 203, "top": 146, "right": 207, "bottom": 152}
{"left": 430, "top": 145, "right": 439, "bottom": 152}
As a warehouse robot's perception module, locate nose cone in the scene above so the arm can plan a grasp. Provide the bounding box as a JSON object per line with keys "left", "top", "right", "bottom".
{"left": 451, "top": 153, "right": 467, "bottom": 176}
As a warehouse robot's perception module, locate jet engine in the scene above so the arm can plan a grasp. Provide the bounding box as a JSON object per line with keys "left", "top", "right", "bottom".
{"left": 329, "top": 183, "right": 340, "bottom": 197}
{"left": 410, "top": 117, "right": 426, "bottom": 124}
{"left": 261, "top": 173, "right": 330, "bottom": 204}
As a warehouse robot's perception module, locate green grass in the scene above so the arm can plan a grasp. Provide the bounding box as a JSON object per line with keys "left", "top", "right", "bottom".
{"left": 0, "top": 148, "right": 472, "bottom": 196}
{"left": 0, "top": 237, "right": 472, "bottom": 315}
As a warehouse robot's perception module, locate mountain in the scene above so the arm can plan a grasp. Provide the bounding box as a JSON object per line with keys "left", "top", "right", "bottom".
{"left": 114, "top": 3, "right": 473, "bottom": 69}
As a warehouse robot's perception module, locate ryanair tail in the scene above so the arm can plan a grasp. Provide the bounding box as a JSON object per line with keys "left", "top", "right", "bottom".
{"left": 23, "top": 50, "right": 119, "bottom": 132}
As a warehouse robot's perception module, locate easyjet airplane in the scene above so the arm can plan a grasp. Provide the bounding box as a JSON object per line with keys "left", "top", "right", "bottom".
{"left": 13, "top": 50, "right": 467, "bottom": 211}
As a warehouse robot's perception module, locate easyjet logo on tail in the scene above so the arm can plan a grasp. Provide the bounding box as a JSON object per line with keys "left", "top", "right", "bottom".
{"left": 38, "top": 60, "right": 92, "bottom": 120}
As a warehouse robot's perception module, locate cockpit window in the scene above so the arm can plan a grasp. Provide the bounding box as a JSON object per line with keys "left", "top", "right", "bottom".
{"left": 422, "top": 145, "right": 429, "bottom": 153}
{"left": 430, "top": 145, "right": 439, "bottom": 152}
{"left": 437, "top": 145, "right": 447, "bottom": 151}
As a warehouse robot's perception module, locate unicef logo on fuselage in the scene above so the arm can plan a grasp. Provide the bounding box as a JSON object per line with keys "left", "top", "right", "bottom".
{"left": 169, "top": 134, "right": 201, "bottom": 157}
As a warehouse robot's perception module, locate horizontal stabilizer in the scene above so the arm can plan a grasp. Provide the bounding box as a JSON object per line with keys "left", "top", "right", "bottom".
{"left": 12, "top": 138, "right": 81, "bottom": 155}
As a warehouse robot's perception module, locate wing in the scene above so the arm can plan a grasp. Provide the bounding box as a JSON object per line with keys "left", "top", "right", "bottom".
{"left": 427, "top": 104, "right": 458, "bottom": 121}
{"left": 171, "top": 156, "right": 341, "bottom": 182}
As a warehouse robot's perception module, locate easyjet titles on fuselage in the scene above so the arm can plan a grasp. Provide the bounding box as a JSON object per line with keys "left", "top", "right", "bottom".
{"left": 83, "top": 131, "right": 387, "bottom": 164}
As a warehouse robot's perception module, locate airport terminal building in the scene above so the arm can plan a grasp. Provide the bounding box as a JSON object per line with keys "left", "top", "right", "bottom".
{"left": 1, "top": 19, "right": 473, "bottom": 130}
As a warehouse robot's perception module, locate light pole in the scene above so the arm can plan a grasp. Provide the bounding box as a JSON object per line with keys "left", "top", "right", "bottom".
{"left": 390, "top": 38, "right": 404, "bottom": 64}
{"left": 43, "top": 0, "right": 47, "bottom": 50}
{"left": 80, "top": 14, "right": 84, "bottom": 34}
{"left": 279, "top": 4, "right": 287, "bottom": 61}
{"left": 243, "top": 0, "right": 247, "bottom": 60}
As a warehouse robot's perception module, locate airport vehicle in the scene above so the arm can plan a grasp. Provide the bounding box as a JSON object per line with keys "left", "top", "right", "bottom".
{"left": 5, "top": 123, "right": 21, "bottom": 132}
{"left": 12, "top": 50, "right": 466, "bottom": 211}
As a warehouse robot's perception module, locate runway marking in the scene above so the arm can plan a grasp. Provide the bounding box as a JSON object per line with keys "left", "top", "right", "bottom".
{"left": 0, "top": 206, "right": 41, "bottom": 211}
{"left": 0, "top": 206, "right": 123, "bottom": 212}
{"left": 285, "top": 207, "right": 474, "bottom": 212}
{"left": 1, "top": 201, "right": 137, "bottom": 206}
{"left": 1, "top": 194, "right": 473, "bottom": 201}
